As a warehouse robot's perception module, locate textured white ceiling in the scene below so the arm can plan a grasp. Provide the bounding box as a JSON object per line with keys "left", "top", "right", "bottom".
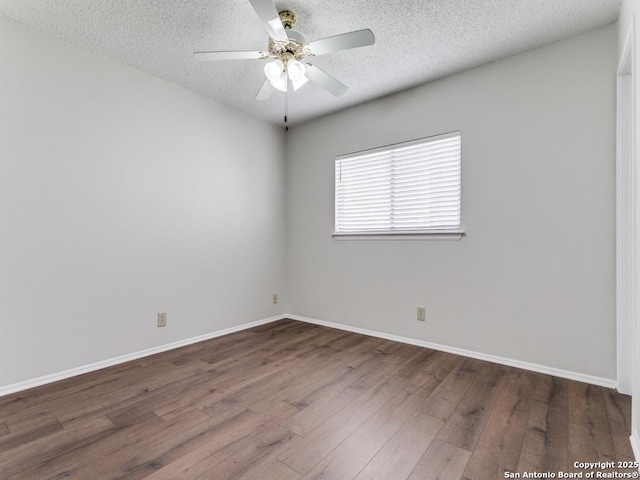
{"left": 0, "top": 0, "right": 620, "bottom": 126}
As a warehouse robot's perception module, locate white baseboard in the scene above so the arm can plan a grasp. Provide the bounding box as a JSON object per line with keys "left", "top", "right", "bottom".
{"left": 631, "top": 431, "right": 640, "bottom": 463}
{"left": 287, "top": 315, "right": 618, "bottom": 389}
{"left": 0, "top": 315, "right": 283, "bottom": 398}
{"left": 1, "top": 313, "right": 618, "bottom": 398}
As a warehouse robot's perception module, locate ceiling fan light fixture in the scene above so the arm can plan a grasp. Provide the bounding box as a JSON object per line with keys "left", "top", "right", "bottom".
{"left": 288, "top": 60, "right": 309, "bottom": 91}
{"left": 287, "top": 59, "right": 306, "bottom": 81}
{"left": 272, "top": 72, "right": 287, "bottom": 91}
{"left": 264, "top": 59, "right": 288, "bottom": 91}
{"left": 264, "top": 59, "right": 284, "bottom": 83}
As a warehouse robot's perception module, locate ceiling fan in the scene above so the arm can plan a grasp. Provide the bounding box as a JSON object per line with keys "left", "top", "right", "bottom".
{"left": 194, "top": 0, "right": 375, "bottom": 129}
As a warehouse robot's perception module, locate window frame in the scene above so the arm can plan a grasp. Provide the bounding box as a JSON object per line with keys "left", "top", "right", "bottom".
{"left": 333, "top": 131, "right": 464, "bottom": 240}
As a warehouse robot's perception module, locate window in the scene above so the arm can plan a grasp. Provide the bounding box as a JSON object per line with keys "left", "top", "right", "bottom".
{"left": 334, "top": 131, "right": 462, "bottom": 239}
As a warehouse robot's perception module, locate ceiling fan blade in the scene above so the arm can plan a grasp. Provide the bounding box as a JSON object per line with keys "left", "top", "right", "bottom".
{"left": 256, "top": 79, "right": 275, "bottom": 100}
{"left": 308, "top": 29, "right": 375, "bottom": 56}
{"left": 247, "top": 0, "right": 288, "bottom": 42}
{"left": 304, "top": 64, "right": 348, "bottom": 97}
{"left": 193, "top": 50, "right": 267, "bottom": 61}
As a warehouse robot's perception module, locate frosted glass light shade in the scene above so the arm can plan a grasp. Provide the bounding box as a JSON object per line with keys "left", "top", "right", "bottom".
{"left": 264, "top": 60, "right": 284, "bottom": 82}
{"left": 264, "top": 59, "right": 287, "bottom": 92}
{"left": 287, "top": 60, "right": 305, "bottom": 81}
{"left": 271, "top": 72, "right": 287, "bottom": 92}
{"left": 288, "top": 60, "right": 308, "bottom": 91}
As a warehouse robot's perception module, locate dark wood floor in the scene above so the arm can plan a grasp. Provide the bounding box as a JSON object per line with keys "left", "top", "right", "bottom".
{"left": 0, "top": 319, "right": 635, "bottom": 480}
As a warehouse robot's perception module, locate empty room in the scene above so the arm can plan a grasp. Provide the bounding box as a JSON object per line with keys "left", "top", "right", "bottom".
{"left": 1, "top": 0, "right": 639, "bottom": 479}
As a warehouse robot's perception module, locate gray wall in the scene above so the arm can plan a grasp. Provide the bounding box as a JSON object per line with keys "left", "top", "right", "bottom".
{"left": 0, "top": 16, "right": 286, "bottom": 388}
{"left": 285, "top": 25, "right": 617, "bottom": 381}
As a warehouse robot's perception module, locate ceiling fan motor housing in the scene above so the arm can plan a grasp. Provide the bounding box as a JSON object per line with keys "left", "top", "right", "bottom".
{"left": 268, "top": 11, "right": 311, "bottom": 64}
{"left": 269, "top": 36, "right": 307, "bottom": 62}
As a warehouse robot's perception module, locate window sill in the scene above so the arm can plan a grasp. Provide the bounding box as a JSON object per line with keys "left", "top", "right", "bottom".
{"left": 332, "top": 230, "right": 465, "bottom": 241}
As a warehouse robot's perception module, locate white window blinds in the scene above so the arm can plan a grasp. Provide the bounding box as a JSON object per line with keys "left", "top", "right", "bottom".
{"left": 335, "top": 131, "right": 461, "bottom": 235}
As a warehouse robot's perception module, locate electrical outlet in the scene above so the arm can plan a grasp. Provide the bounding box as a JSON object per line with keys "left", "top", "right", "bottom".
{"left": 157, "top": 312, "right": 167, "bottom": 327}
{"left": 272, "top": 294, "right": 278, "bottom": 304}
{"left": 417, "top": 307, "right": 426, "bottom": 322}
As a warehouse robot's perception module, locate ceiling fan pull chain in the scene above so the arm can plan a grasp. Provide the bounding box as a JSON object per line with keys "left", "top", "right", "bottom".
{"left": 284, "top": 70, "right": 289, "bottom": 132}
